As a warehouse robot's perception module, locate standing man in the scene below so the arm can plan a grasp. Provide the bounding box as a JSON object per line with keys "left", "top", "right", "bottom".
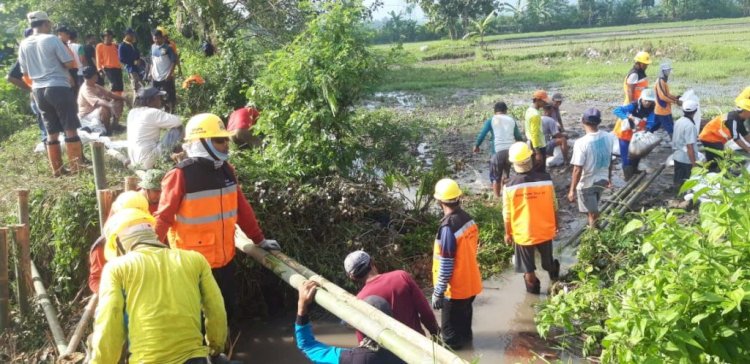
{"left": 56, "top": 26, "right": 79, "bottom": 91}
{"left": 91, "top": 208, "right": 228, "bottom": 364}
{"left": 525, "top": 90, "right": 551, "bottom": 172}
{"left": 151, "top": 28, "right": 178, "bottom": 113}
{"left": 68, "top": 30, "right": 84, "bottom": 88}
{"left": 624, "top": 51, "right": 651, "bottom": 104}
{"left": 95, "top": 29, "right": 125, "bottom": 131}
{"left": 7, "top": 28, "right": 47, "bottom": 144}
{"left": 78, "top": 66, "right": 126, "bottom": 135}
{"left": 18, "top": 11, "right": 86, "bottom": 176}
{"left": 503, "top": 142, "right": 559, "bottom": 294}
{"left": 698, "top": 99, "right": 750, "bottom": 172}
{"left": 672, "top": 100, "right": 699, "bottom": 193}
{"left": 550, "top": 93, "right": 565, "bottom": 132}
{"left": 343, "top": 250, "right": 440, "bottom": 343}
{"left": 119, "top": 28, "right": 143, "bottom": 93}
{"left": 613, "top": 89, "right": 656, "bottom": 180}
{"left": 126, "top": 86, "right": 183, "bottom": 169}
{"left": 542, "top": 105, "right": 568, "bottom": 167}
{"left": 652, "top": 62, "right": 681, "bottom": 138}
{"left": 567, "top": 108, "right": 616, "bottom": 228}
{"left": 154, "top": 113, "right": 280, "bottom": 321}
{"left": 431, "top": 178, "right": 481, "bottom": 350}
{"left": 473, "top": 101, "right": 523, "bottom": 198}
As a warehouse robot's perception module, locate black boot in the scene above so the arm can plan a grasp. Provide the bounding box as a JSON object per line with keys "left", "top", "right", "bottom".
{"left": 549, "top": 259, "right": 560, "bottom": 281}
{"left": 524, "top": 276, "right": 541, "bottom": 294}
{"left": 623, "top": 165, "right": 634, "bottom": 181}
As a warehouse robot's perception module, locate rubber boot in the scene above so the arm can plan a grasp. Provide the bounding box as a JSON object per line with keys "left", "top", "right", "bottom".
{"left": 65, "top": 137, "right": 89, "bottom": 173}
{"left": 46, "top": 141, "right": 65, "bottom": 177}
{"left": 524, "top": 275, "right": 541, "bottom": 294}
{"left": 622, "top": 165, "right": 635, "bottom": 181}
{"left": 549, "top": 259, "right": 560, "bottom": 281}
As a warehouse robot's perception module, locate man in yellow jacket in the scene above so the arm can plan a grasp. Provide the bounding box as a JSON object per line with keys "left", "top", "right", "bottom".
{"left": 90, "top": 208, "right": 227, "bottom": 364}
{"left": 525, "top": 90, "right": 551, "bottom": 172}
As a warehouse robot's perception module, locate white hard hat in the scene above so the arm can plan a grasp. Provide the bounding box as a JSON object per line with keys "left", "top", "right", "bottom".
{"left": 682, "top": 99, "right": 699, "bottom": 112}
{"left": 640, "top": 89, "right": 656, "bottom": 102}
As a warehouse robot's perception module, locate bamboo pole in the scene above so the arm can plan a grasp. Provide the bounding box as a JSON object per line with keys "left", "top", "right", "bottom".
{"left": 0, "top": 228, "right": 9, "bottom": 331}
{"left": 91, "top": 142, "right": 107, "bottom": 191}
{"left": 30, "top": 260, "right": 68, "bottom": 354}
{"left": 60, "top": 294, "right": 98, "bottom": 360}
{"left": 235, "top": 234, "right": 467, "bottom": 364}
{"left": 17, "top": 189, "right": 30, "bottom": 225}
{"left": 124, "top": 176, "right": 139, "bottom": 192}
{"left": 270, "top": 250, "right": 459, "bottom": 363}
{"left": 96, "top": 189, "right": 114, "bottom": 235}
{"left": 12, "top": 225, "right": 32, "bottom": 316}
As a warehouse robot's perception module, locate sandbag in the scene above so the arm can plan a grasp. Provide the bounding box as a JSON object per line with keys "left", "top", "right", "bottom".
{"left": 629, "top": 131, "right": 661, "bottom": 159}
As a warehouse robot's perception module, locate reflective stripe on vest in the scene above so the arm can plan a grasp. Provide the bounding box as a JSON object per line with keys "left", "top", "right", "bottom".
{"left": 503, "top": 179, "right": 556, "bottom": 245}
{"left": 432, "top": 214, "right": 482, "bottom": 300}
{"left": 699, "top": 115, "right": 731, "bottom": 144}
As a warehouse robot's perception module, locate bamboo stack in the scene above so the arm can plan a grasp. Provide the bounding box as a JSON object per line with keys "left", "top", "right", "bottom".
{"left": 0, "top": 228, "right": 9, "bottom": 331}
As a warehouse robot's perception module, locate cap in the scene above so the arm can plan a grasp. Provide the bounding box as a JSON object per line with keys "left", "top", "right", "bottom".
{"left": 582, "top": 108, "right": 602, "bottom": 124}
{"left": 102, "top": 29, "right": 114, "bottom": 37}
{"left": 27, "top": 11, "right": 50, "bottom": 24}
{"left": 362, "top": 295, "right": 393, "bottom": 317}
{"left": 82, "top": 66, "right": 97, "bottom": 79}
{"left": 533, "top": 90, "right": 551, "bottom": 104}
{"left": 682, "top": 99, "right": 699, "bottom": 112}
{"left": 136, "top": 86, "right": 166, "bottom": 99}
{"left": 344, "top": 250, "right": 371, "bottom": 279}
{"left": 23, "top": 28, "right": 33, "bottom": 38}
{"left": 124, "top": 28, "right": 135, "bottom": 35}
{"left": 640, "top": 88, "right": 656, "bottom": 102}
{"left": 138, "top": 169, "right": 165, "bottom": 190}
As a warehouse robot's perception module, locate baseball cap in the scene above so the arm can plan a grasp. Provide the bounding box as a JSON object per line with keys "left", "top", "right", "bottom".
{"left": 533, "top": 90, "right": 551, "bottom": 104}
{"left": 582, "top": 108, "right": 602, "bottom": 124}
{"left": 138, "top": 169, "right": 165, "bottom": 190}
{"left": 136, "top": 87, "right": 167, "bottom": 99}
{"left": 27, "top": 11, "right": 50, "bottom": 24}
{"left": 682, "top": 100, "right": 699, "bottom": 113}
{"left": 344, "top": 250, "right": 371, "bottom": 279}
{"left": 552, "top": 93, "right": 564, "bottom": 102}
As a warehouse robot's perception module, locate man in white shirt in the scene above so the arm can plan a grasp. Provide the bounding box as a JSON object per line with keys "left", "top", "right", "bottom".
{"left": 150, "top": 29, "right": 177, "bottom": 113}
{"left": 567, "top": 108, "right": 615, "bottom": 228}
{"left": 672, "top": 100, "right": 699, "bottom": 194}
{"left": 127, "top": 87, "right": 183, "bottom": 170}
{"left": 542, "top": 105, "right": 568, "bottom": 166}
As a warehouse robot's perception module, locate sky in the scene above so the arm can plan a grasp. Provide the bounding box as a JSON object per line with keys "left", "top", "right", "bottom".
{"left": 364, "top": 0, "right": 426, "bottom": 22}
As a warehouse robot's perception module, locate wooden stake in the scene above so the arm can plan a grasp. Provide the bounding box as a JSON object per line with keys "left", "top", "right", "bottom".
{"left": 0, "top": 228, "right": 10, "bottom": 331}
{"left": 12, "top": 225, "right": 31, "bottom": 316}
{"left": 97, "top": 189, "right": 114, "bottom": 235}
{"left": 60, "top": 294, "right": 98, "bottom": 360}
{"left": 124, "top": 176, "right": 139, "bottom": 192}
{"left": 16, "top": 189, "right": 29, "bottom": 225}
{"left": 91, "top": 142, "right": 107, "bottom": 190}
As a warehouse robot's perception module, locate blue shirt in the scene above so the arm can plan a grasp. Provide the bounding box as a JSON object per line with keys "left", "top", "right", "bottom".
{"left": 118, "top": 41, "right": 141, "bottom": 73}
{"left": 295, "top": 319, "right": 343, "bottom": 364}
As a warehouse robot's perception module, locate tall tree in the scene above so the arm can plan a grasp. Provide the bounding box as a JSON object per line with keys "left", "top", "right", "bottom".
{"left": 408, "top": 0, "right": 497, "bottom": 40}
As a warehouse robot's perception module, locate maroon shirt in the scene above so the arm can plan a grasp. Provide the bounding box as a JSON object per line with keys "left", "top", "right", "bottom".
{"left": 355, "top": 270, "right": 439, "bottom": 342}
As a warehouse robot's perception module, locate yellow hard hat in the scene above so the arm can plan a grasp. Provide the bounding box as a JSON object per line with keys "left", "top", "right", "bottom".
{"left": 434, "top": 178, "right": 462, "bottom": 202}
{"left": 184, "top": 113, "right": 234, "bottom": 141}
{"left": 111, "top": 191, "right": 149, "bottom": 215}
{"left": 736, "top": 98, "right": 750, "bottom": 112}
{"left": 103, "top": 208, "right": 156, "bottom": 261}
{"left": 633, "top": 51, "right": 652, "bottom": 65}
{"left": 508, "top": 142, "right": 533, "bottom": 163}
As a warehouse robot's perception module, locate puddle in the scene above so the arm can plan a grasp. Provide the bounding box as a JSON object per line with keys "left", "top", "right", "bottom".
{"left": 363, "top": 91, "right": 427, "bottom": 110}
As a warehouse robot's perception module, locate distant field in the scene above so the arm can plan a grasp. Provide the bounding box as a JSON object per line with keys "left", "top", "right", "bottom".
{"left": 376, "top": 17, "right": 750, "bottom": 110}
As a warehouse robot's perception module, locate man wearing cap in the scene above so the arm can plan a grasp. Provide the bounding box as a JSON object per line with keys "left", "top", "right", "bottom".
{"left": 7, "top": 28, "right": 47, "bottom": 144}
{"left": 473, "top": 101, "right": 523, "bottom": 198}
{"left": 613, "top": 89, "right": 656, "bottom": 180}
{"left": 550, "top": 93, "right": 565, "bottom": 132}
{"left": 503, "top": 142, "right": 559, "bottom": 294}
{"left": 96, "top": 29, "right": 125, "bottom": 129}
{"left": 525, "top": 90, "right": 551, "bottom": 172}
{"left": 652, "top": 61, "right": 682, "bottom": 138}
{"left": 542, "top": 104, "right": 569, "bottom": 167}
{"left": 295, "top": 280, "right": 403, "bottom": 364}
{"left": 155, "top": 113, "right": 280, "bottom": 322}
{"left": 698, "top": 99, "right": 750, "bottom": 172}
{"left": 672, "top": 100, "right": 700, "bottom": 192}
{"left": 78, "top": 66, "right": 126, "bottom": 135}
{"left": 344, "top": 250, "right": 439, "bottom": 343}
{"left": 18, "top": 11, "right": 87, "bottom": 176}
{"left": 431, "top": 178, "right": 481, "bottom": 349}
{"left": 126, "top": 86, "right": 183, "bottom": 169}
{"left": 568, "top": 108, "right": 616, "bottom": 228}
{"left": 119, "top": 28, "right": 143, "bottom": 93}
{"left": 139, "top": 169, "right": 165, "bottom": 214}
{"left": 90, "top": 208, "right": 227, "bottom": 364}
{"left": 150, "top": 29, "right": 178, "bottom": 113}
{"left": 56, "top": 26, "right": 80, "bottom": 90}
{"left": 624, "top": 51, "right": 651, "bottom": 104}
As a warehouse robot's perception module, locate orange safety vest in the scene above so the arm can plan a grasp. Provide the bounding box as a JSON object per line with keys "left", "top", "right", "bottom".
{"left": 432, "top": 209, "right": 482, "bottom": 300}
{"left": 699, "top": 114, "right": 732, "bottom": 144}
{"left": 613, "top": 118, "right": 646, "bottom": 142}
{"left": 654, "top": 79, "right": 673, "bottom": 116}
{"left": 623, "top": 68, "right": 648, "bottom": 104}
{"left": 167, "top": 159, "right": 239, "bottom": 268}
{"left": 502, "top": 172, "right": 557, "bottom": 245}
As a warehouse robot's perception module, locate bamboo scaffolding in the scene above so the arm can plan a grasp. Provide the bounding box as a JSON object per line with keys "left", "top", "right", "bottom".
{"left": 235, "top": 232, "right": 467, "bottom": 364}
{"left": 30, "top": 259, "right": 68, "bottom": 354}
{"left": 96, "top": 190, "right": 114, "bottom": 235}
{"left": 17, "top": 189, "right": 29, "bottom": 224}
{"left": 91, "top": 142, "right": 107, "bottom": 191}
{"left": 0, "top": 228, "right": 9, "bottom": 331}
{"left": 12, "top": 225, "right": 32, "bottom": 316}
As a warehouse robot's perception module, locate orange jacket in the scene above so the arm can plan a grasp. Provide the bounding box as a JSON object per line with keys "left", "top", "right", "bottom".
{"left": 699, "top": 114, "right": 732, "bottom": 144}
{"left": 96, "top": 43, "right": 120, "bottom": 70}
{"left": 623, "top": 68, "right": 648, "bottom": 104}
{"left": 503, "top": 171, "right": 557, "bottom": 245}
{"left": 88, "top": 237, "right": 106, "bottom": 293}
{"left": 154, "top": 158, "right": 265, "bottom": 268}
{"left": 432, "top": 209, "right": 482, "bottom": 300}
{"left": 655, "top": 78, "right": 678, "bottom": 116}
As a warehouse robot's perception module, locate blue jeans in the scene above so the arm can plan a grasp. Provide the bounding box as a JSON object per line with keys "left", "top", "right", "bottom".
{"left": 648, "top": 114, "right": 674, "bottom": 137}
{"left": 30, "top": 99, "right": 47, "bottom": 142}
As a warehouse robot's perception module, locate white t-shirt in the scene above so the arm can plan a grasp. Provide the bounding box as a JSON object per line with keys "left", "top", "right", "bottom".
{"left": 127, "top": 107, "right": 182, "bottom": 169}
{"left": 18, "top": 34, "right": 73, "bottom": 88}
{"left": 571, "top": 131, "right": 615, "bottom": 189}
{"left": 626, "top": 73, "right": 640, "bottom": 85}
{"left": 490, "top": 114, "right": 518, "bottom": 152}
{"left": 542, "top": 115, "right": 559, "bottom": 142}
{"left": 672, "top": 116, "right": 697, "bottom": 164}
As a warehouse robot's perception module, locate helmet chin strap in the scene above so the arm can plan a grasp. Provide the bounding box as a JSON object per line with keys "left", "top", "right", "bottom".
{"left": 199, "top": 138, "right": 228, "bottom": 163}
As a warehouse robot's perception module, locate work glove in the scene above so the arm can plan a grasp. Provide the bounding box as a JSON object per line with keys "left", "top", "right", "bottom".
{"left": 431, "top": 294, "right": 444, "bottom": 310}
{"left": 259, "top": 239, "right": 281, "bottom": 251}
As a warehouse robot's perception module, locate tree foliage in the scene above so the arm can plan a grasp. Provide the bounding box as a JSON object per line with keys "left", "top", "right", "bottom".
{"left": 407, "top": 0, "right": 497, "bottom": 39}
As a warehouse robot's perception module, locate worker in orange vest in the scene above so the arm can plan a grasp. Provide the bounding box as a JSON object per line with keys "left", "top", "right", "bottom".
{"left": 613, "top": 89, "right": 656, "bottom": 180}
{"left": 154, "top": 113, "right": 280, "bottom": 322}
{"left": 698, "top": 99, "right": 750, "bottom": 172}
{"left": 431, "top": 178, "right": 482, "bottom": 350}
{"left": 652, "top": 62, "right": 682, "bottom": 138}
{"left": 623, "top": 51, "right": 651, "bottom": 104}
{"left": 503, "top": 142, "right": 559, "bottom": 294}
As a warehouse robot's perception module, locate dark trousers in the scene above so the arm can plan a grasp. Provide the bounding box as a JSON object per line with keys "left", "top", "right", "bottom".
{"left": 702, "top": 141, "right": 724, "bottom": 173}
{"left": 212, "top": 261, "right": 238, "bottom": 321}
{"left": 441, "top": 296, "right": 475, "bottom": 349}
{"left": 674, "top": 160, "right": 693, "bottom": 194}
{"left": 103, "top": 68, "right": 124, "bottom": 92}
